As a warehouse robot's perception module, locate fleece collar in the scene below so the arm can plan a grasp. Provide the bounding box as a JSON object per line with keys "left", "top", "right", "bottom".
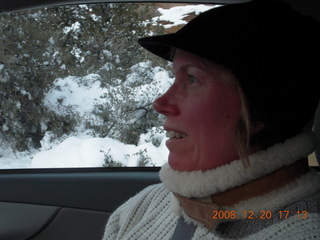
{"left": 159, "top": 131, "right": 316, "bottom": 198}
{"left": 173, "top": 159, "right": 311, "bottom": 231}
{"left": 159, "top": 131, "right": 319, "bottom": 231}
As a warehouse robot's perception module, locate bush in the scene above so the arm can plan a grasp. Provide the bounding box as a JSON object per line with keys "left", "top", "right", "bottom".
{"left": 0, "top": 3, "right": 169, "bottom": 151}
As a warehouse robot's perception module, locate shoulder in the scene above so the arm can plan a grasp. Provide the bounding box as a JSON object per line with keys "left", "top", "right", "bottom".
{"left": 123, "top": 183, "right": 171, "bottom": 210}
{"left": 248, "top": 192, "right": 320, "bottom": 239}
{"left": 215, "top": 192, "right": 320, "bottom": 239}
{"left": 109, "top": 183, "right": 170, "bottom": 220}
{"left": 244, "top": 213, "right": 320, "bottom": 240}
{"left": 102, "top": 183, "right": 176, "bottom": 240}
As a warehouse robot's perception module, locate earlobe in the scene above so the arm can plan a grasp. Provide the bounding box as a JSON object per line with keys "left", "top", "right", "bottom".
{"left": 250, "top": 122, "right": 265, "bottom": 135}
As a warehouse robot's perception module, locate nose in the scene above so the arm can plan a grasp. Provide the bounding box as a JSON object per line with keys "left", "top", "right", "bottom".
{"left": 153, "top": 86, "right": 179, "bottom": 116}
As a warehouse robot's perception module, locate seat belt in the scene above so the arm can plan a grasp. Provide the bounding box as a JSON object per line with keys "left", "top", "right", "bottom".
{"left": 171, "top": 217, "right": 196, "bottom": 240}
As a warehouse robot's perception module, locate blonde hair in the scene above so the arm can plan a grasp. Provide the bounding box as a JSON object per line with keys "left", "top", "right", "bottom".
{"left": 235, "top": 88, "right": 251, "bottom": 168}
{"left": 221, "top": 69, "right": 251, "bottom": 168}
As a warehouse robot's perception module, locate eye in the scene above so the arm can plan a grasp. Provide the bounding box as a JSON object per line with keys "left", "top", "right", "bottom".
{"left": 188, "top": 75, "right": 199, "bottom": 84}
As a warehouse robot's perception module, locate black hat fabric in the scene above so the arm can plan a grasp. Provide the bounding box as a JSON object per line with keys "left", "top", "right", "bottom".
{"left": 139, "top": 0, "right": 320, "bottom": 140}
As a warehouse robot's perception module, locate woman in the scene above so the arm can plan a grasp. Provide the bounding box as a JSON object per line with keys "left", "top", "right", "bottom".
{"left": 103, "top": 0, "right": 320, "bottom": 239}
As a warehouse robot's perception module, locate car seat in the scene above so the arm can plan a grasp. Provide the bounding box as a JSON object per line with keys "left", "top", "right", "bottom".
{"left": 314, "top": 101, "right": 320, "bottom": 166}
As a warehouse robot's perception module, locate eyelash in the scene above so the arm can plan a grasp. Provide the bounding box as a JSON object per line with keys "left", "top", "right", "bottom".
{"left": 188, "top": 75, "right": 198, "bottom": 84}
{"left": 171, "top": 72, "right": 199, "bottom": 86}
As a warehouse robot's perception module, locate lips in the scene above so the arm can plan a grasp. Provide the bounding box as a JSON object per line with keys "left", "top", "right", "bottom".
{"left": 165, "top": 129, "right": 188, "bottom": 154}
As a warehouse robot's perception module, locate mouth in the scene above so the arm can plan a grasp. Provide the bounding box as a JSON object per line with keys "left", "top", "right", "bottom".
{"left": 166, "top": 130, "right": 187, "bottom": 139}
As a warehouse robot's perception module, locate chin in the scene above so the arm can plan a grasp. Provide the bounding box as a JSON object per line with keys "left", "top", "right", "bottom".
{"left": 168, "top": 157, "right": 197, "bottom": 172}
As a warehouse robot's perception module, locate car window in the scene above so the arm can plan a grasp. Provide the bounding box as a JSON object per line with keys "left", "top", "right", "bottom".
{"left": 0, "top": 3, "right": 217, "bottom": 169}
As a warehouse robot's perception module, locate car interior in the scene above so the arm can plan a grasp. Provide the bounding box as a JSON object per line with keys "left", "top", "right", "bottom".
{"left": 0, "top": 0, "right": 319, "bottom": 239}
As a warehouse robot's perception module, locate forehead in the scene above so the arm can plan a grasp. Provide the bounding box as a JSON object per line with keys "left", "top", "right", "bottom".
{"left": 173, "top": 49, "right": 210, "bottom": 70}
{"left": 172, "top": 49, "right": 232, "bottom": 77}
{"left": 173, "top": 49, "right": 238, "bottom": 84}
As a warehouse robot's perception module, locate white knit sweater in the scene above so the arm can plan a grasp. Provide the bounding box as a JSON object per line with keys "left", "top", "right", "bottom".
{"left": 102, "top": 132, "right": 320, "bottom": 239}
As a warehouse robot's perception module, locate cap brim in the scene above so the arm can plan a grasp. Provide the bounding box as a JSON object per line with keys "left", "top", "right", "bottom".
{"left": 138, "top": 34, "right": 179, "bottom": 62}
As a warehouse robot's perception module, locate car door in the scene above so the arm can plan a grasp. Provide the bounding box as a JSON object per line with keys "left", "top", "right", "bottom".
{"left": 0, "top": 168, "right": 160, "bottom": 240}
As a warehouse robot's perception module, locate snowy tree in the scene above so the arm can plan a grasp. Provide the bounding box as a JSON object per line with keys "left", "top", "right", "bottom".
{"left": 0, "top": 3, "right": 168, "bottom": 151}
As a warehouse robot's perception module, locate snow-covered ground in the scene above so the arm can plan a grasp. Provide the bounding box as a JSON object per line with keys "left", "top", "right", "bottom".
{"left": 0, "top": 4, "right": 215, "bottom": 169}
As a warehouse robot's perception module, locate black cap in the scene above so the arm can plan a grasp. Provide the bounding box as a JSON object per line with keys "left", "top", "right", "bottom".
{"left": 139, "top": 0, "right": 320, "bottom": 140}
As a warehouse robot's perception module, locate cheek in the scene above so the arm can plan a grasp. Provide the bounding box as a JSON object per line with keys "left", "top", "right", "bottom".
{"left": 211, "top": 83, "right": 242, "bottom": 120}
{"left": 192, "top": 86, "right": 242, "bottom": 146}
{"left": 199, "top": 92, "right": 242, "bottom": 126}
{"left": 196, "top": 100, "right": 242, "bottom": 170}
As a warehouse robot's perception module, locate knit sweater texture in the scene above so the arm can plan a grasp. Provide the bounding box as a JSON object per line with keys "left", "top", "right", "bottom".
{"left": 102, "top": 132, "right": 320, "bottom": 239}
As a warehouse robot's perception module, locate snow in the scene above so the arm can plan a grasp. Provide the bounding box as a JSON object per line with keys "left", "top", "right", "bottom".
{"left": 0, "top": 62, "right": 173, "bottom": 169}
{"left": 31, "top": 62, "right": 173, "bottom": 168}
{"left": 31, "top": 132, "right": 169, "bottom": 168}
{"left": 44, "top": 74, "right": 105, "bottom": 116}
{"left": 153, "top": 4, "right": 217, "bottom": 28}
{"left": 0, "top": 4, "right": 213, "bottom": 169}
{"left": 63, "top": 22, "right": 81, "bottom": 34}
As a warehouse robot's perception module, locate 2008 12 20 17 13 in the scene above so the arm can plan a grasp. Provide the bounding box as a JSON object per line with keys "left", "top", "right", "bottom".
{"left": 212, "top": 210, "right": 308, "bottom": 220}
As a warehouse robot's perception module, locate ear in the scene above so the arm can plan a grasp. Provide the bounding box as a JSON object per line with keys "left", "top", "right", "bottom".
{"left": 250, "top": 121, "right": 265, "bottom": 136}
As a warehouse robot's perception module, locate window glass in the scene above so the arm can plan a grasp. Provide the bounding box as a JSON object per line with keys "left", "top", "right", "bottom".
{"left": 0, "top": 3, "right": 216, "bottom": 169}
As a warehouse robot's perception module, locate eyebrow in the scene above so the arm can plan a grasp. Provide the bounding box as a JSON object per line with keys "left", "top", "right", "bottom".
{"left": 173, "top": 60, "right": 209, "bottom": 73}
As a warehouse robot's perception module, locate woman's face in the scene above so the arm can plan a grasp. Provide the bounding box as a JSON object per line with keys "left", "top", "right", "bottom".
{"left": 153, "top": 49, "right": 242, "bottom": 171}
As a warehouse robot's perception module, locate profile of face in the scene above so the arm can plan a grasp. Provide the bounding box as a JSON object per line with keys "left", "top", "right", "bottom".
{"left": 153, "top": 49, "right": 243, "bottom": 171}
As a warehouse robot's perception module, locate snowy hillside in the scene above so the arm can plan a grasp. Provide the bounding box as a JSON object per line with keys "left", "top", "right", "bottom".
{"left": 0, "top": 4, "right": 215, "bottom": 169}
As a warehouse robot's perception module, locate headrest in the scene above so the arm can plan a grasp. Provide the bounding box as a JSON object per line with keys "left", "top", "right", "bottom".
{"left": 314, "top": 102, "right": 320, "bottom": 165}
